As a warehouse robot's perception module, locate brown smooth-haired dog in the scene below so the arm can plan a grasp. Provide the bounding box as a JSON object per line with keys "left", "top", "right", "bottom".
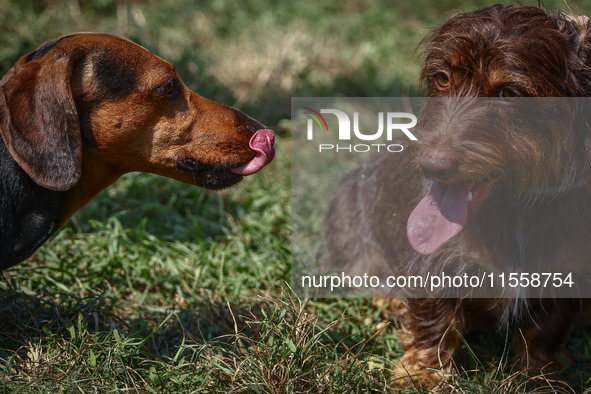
{"left": 323, "top": 5, "right": 591, "bottom": 388}
{"left": 0, "top": 33, "right": 275, "bottom": 269}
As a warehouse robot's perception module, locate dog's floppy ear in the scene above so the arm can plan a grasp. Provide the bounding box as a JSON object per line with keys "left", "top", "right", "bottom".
{"left": 0, "top": 46, "right": 83, "bottom": 191}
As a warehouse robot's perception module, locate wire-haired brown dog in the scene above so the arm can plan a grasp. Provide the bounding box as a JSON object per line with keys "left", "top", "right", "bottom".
{"left": 322, "top": 4, "right": 591, "bottom": 388}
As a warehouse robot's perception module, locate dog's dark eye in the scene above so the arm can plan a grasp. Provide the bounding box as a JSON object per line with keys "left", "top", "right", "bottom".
{"left": 499, "top": 88, "right": 520, "bottom": 101}
{"left": 162, "top": 80, "right": 174, "bottom": 95}
{"left": 156, "top": 79, "right": 179, "bottom": 99}
{"left": 434, "top": 73, "right": 450, "bottom": 88}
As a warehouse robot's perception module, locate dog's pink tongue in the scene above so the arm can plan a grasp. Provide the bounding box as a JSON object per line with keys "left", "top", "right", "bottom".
{"left": 407, "top": 182, "right": 471, "bottom": 255}
{"left": 230, "top": 129, "right": 275, "bottom": 176}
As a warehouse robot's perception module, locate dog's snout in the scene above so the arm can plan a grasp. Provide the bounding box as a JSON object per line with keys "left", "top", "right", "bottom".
{"left": 234, "top": 110, "right": 265, "bottom": 135}
{"left": 419, "top": 152, "right": 457, "bottom": 182}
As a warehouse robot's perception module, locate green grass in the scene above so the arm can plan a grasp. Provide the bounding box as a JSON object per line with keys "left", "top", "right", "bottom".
{"left": 0, "top": 0, "right": 591, "bottom": 392}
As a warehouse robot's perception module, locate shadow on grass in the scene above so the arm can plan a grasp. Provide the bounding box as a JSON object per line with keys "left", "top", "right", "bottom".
{"left": 0, "top": 278, "right": 394, "bottom": 392}
{"left": 0, "top": 277, "right": 370, "bottom": 355}
{"left": 0, "top": 276, "right": 588, "bottom": 392}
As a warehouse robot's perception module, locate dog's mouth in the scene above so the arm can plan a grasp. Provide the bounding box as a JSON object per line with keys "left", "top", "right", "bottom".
{"left": 407, "top": 177, "right": 498, "bottom": 255}
{"left": 229, "top": 129, "right": 275, "bottom": 176}
{"left": 177, "top": 158, "right": 242, "bottom": 190}
{"left": 177, "top": 129, "right": 275, "bottom": 190}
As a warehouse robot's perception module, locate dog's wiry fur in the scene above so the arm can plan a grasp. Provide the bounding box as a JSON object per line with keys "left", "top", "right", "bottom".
{"left": 322, "top": 5, "right": 591, "bottom": 388}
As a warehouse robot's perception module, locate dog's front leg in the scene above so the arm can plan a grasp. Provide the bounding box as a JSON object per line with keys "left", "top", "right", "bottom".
{"left": 392, "top": 297, "right": 464, "bottom": 389}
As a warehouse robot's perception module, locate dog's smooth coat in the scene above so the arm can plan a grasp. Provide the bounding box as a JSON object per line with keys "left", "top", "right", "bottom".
{"left": 0, "top": 33, "right": 275, "bottom": 269}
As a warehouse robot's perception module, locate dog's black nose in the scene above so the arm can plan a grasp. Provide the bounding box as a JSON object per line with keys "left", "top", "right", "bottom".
{"left": 419, "top": 152, "right": 457, "bottom": 182}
